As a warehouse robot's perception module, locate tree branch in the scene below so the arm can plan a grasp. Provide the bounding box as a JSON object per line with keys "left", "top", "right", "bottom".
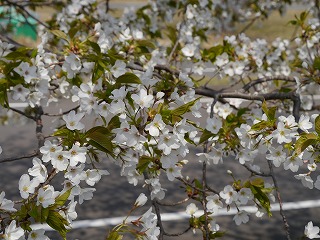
{"left": 9, "top": 107, "right": 36, "bottom": 121}
{"left": 34, "top": 105, "right": 44, "bottom": 150}
{"left": 0, "top": 151, "right": 38, "bottom": 164}
{"left": 156, "top": 197, "right": 190, "bottom": 206}
{"left": 43, "top": 105, "right": 80, "bottom": 117}
{"left": 268, "top": 160, "right": 291, "bottom": 240}
{"left": 242, "top": 163, "right": 271, "bottom": 177}
{"left": 164, "top": 226, "right": 192, "bottom": 236}
{"left": 242, "top": 76, "right": 296, "bottom": 92}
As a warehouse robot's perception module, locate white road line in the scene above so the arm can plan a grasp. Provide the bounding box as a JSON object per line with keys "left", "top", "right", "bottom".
{"left": 31, "top": 199, "right": 320, "bottom": 231}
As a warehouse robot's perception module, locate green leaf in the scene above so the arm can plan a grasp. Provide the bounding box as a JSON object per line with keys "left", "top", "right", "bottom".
{"left": 313, "top": 56, "right": 320, "bottom": 71}
{"left": 315, "top": 115, "right": 320, "bottom": 135}
{"left": 51, "top": 30, "right": 69, "bottom": 42}
{"left": 91, "top": 62, "right": 104, "bottom": 82}
{"left": 53, "top": 128, "right": 72, "bottom": 137}
{"left": 250, "top": 178, "right": 264, "bottom": 188}
{"left": 261, "top": 101, "right": 276, "bottom": 121}
{"left": 116, "top": 73, "right": 141, "bottom": 85}
{"left": 137, "top": 155, "right": 153, "bottom": 174}
{"left": 87, "top": 133, "right": 113, "bottom": 153}
{"left": 135, "top": 40, "right": 156, "bottom": 49}
{"left": 88, "top": 41, "right": 101, "bottom": 55}
{"left": 46, "top": 211, "right": 69, "bottom": 239}
{"left": 107, "top": 116, "right": 121, "bottom": 132}
{"left": 251, "top": 120, "right": 270, "bottom": 131}
{"left": 171, "top": 98, "right": 200, "bottom": 123}
{"left": 86, "top": 126, "right": 113, "bottom": 153}
{"left": 198, "top": 129, "right": 214, "bottom": 145}
{"left": 209, "top": 231, "right": 225, "bottom": 239}
{"left": 0, "top": 82, "right": 9, "bottom": 107}
{"left": 295, "top": 133, "right": 318, "bottom": 154}
{"left": 194, "top": 178, "right": 203, "bottom": 190}
{"left": 2, "top": 60, "right": 21, "bottom": 74}
{"left": 250, "top": 185, "right": 272, "bottom": 216}
{"left": 29, "top": 204, "right": 50, "bottom": 223}
{"left": 68, "top": 27, "right": 79, "bottom": 39}
{"left": 55, "top": 189, "right": 72, "bottom": 207}
{"left": 107, "top": 231, "right": 124, "bottom": 240}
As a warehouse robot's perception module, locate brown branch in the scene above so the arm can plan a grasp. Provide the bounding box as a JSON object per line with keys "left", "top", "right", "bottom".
{"left": 156, "top": 197, "right": 190, "bottom": 206}
{"left": 154, "top": 64, "right": 179, "bottom": 77}
{"left": 0, "top": 151, "right": 38, "bottom": 164}
{"left": 205, "top": 183, "right": 220, "bottom": 195}
{"left": 267, "top": 160, "right": 291, "bottom": 240}
{"left": 291, "top": 93, "right": 301, "bottom": 122}
{"left": 164, "top": 226, "right": 192, "bottom": 236}
{"left": 195, "top": 87, "right": 301, "bottom": 120}
{"left": 152, "top": 199, "right": 164, "bottom": 240}
{"left": 43, "top": 105, "right": 80, "bottom": 117}
{"left": 34, "top": 105, "right": 44, "bottom": 150}
{"left": 201, "top": 161, "right": 210, "bottom": 239}
{"left": 177, "top": 177, "right": 207, "bottom": 194}
{"left": 9, "top": 107, "right": 36, "bottom": 121}
{"left": 242, "top": 163, "right": 271, "bottom": 177}
{"left": 106, "top": 0, "right": 110, "bottom": 13}
{"left": 242, "top": 76, "right": 296, "bottom": 92}
{"left": 238, "top": 16, "right": 259, "bottom": 34}
{"left": 126, "top": 63, "right": 162, "bottom": 79}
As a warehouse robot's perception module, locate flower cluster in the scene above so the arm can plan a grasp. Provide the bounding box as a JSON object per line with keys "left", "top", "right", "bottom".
{"left": 1, "top": 0, "right": 320, "bottom": 239}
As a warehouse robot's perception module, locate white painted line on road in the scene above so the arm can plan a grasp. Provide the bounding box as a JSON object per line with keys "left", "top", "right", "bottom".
{"left": 31, "top": 199, "right": 320, "bottom": 231}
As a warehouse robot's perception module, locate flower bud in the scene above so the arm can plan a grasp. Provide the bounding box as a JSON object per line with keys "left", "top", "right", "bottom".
{"left": 134, "top": 193, "right": 148, "bottom": 207}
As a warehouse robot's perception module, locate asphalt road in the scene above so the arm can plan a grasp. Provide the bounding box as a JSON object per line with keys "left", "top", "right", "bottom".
{"left": 1, "top": 100, "right": 320, "bottom": 240}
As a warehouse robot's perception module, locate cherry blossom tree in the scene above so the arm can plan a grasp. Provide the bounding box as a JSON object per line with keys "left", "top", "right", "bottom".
{"left": 1, "top": 0, "right": 320, "bottom": 239}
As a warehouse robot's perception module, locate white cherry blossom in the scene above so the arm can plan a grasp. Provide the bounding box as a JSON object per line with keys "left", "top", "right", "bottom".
{"left": 62, "top": 110, "right": 85, "bottom": 130}
{"left": 186, "top": 203, "right": 198, "bottom": 216}
{"left": 0, "top": 191, "right": 16, "bottom": 212}
{"left": 305, "top": 221, "right": 320, "bottom": 239}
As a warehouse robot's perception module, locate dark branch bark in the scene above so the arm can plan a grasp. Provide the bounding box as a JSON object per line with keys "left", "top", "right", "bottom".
{"left": 163, "top": 226, "right": 192, "bottom": 236}
{"left": 43, "top": 105, "right": 80, "bottom": 117}
{"left": 268, "top": 160, "right": 291, "bottom": 240}
{"left": 106, "top": 0, "right": 110, "bottom": 13}
{"left": 0, "top": 151, "right": 38, "bottom": 164}
{"left": 242, "top": 163, "right": 271, "bottom": 177}
{"left": 242, "top": 76, "right": 296, "bottom": 92}
{"left": 35, "top": 105, "right": 44, "bottom": 150}
{"left": 156, "top": 197, "right": 190, "bottom": 206}
{"left": 9, "top": 107, "right": 36, "bottom": 121}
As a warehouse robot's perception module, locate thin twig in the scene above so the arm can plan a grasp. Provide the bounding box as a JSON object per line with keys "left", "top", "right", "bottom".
{"left": 177, "top": 177, "right": 207, "bottom": 194}
{"left": 238, "top": 16, "right": 259, "bottom": 34}
{"left": 267, "top": 160, "right": 291, "bottom": 240}
{"left": 168, "top": 39, "right": 180, "bottom": 64}
{"left": 242, "top": 163, "right": 271, "bottom": 177}
{"left": 201, "top": 162, "right": 210, "bottom": 239}
{"left": 106, "top": 0, "right": 110, "bottom": 13}
{"left": 43, "top": 105, "right": 80, "bottom": 117}
{"left": 34, "top": 105, "right": 44, "bottom": 150}
{"left": 152, "top": 199, "right": 164, "bottom": 240}
{"left": 9, "top": 107, "right": 36, "bottom": 121}
{"left": 242, "top": 76, "right": 296, "bottom": 92}
{"left": 156, "top": 197, "right": 190, "bottom": 206}
{"left": 0, "top": 151, "right": 38, "bottom": 164}
{"left": 163, "top": 226, "right": 192, "bottom": 236}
